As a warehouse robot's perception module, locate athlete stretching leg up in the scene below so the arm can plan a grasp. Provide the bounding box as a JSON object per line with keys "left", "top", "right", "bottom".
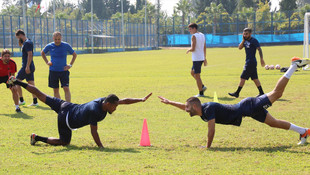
{"left": 7, "top": 77, "right": 152, "bottom": 148}
{"left": 158, "top": 58, "right": 310, "bottom": 148}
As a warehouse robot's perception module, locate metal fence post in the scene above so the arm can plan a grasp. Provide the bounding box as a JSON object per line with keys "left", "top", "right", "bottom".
{"left": 46, "top": 18, "right": 49, "bottom": 44}
{"left": 10, "top": 16, "right": 13, "bottom": 52}
{"left": 3, "top": 16, "right": 6, "bottom": 49}
{"left": 253, "top": 12, "right": 256, "bottom": 34}
{"left": 33, "top": 17, "right": 36, "bottom": 52}
{"left": 40, "top": 17, "right": 43, "bottom": 50}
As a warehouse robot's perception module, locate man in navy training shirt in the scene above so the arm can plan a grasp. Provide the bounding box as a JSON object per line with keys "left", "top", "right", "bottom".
{"left": 229, "top": 28, "right": 266, "bottom": 98}
{"left": 15, "top": 29, "right": 38, "bottom": 106}
{"left": 158, "top": 57, "right": 310, "bottom": 148}
{"left": 41, "top": 31, "right": 77, "bottom": 102}
{"left": 7, "top": 77, "right": 152, "bottom": 148}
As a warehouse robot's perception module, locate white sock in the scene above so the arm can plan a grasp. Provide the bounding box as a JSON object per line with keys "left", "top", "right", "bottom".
{"left": 15, "top": 105, "right": 19, "bottom": 109}
{"left": 284, "top": 64, "right": 297, "bottom": 79}
{"left": 289, "top": 123, "right": 306, "bottom": 135}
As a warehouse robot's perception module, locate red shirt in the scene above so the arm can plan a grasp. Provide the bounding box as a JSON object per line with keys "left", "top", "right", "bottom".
{"left": 0, "top": 58, "right": 17, "bottom": 77}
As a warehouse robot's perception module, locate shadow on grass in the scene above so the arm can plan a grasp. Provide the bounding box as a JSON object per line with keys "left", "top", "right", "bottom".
{"left": 218, "top": 97, "right": 236, "bottom": 102}
{"left": 208, "top": 145, "right": 310, "bottom": 154}
{"left": 0, "top": 112, "right": 33, "bottom": 119}
{"left": 276, "top": 98, "right": 290, "bottom": 102}
{"left": 31, "top": 145, "right": 140, "bottom": 154}
{"left": 198, "top": 95, "right": 213, "bottom": 100}
{"left": 22, "top": 105, "right": 51, "bottom": 111}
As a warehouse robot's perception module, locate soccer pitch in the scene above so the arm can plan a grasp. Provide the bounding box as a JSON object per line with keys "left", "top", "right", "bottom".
{"left": 0, "top": 45, "right": 309, "bottom": 174}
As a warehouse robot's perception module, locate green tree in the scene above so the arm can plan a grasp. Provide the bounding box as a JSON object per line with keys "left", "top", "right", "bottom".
{"left": 176, "top": 0, "right": 191, "bottom": 34}
{"left": 280, "top": 0, "right": 297, "bottom": 17}
{"left": 205, "top": 2, "right": 228, "bottom": 34}
{"left": 238, "top": 0, "right": 256, "bottom": 10}
{"left": 192, "top": 0, "right": 212, "bottom": 15}
{"left": 220, "top": 0, "right": 238, "bottom": 14}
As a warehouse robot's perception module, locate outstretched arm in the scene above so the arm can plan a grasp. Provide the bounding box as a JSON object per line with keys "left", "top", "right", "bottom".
{"left": 207, "top": 119, "right": 215, "bottom": 148}
{"left": 118, "top": 93, "right": 152, "bottom": 105}
{"left": 90, "top": 125, "right": 104, "bottom": 148}
{"left": 158, "top": 96, "right": 186, "bottom": 110}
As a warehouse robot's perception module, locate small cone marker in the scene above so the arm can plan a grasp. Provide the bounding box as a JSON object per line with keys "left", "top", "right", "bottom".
{"left": 139, "top": 118, "right": 151, "bottom": 146}
{"left": 213, "top": 92, "right": 219, "bottom": 102}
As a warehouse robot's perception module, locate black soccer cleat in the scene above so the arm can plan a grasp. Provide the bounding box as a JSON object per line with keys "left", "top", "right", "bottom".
{"left": 15, "top": 107, "right": 22, "bottom": 113}
{"left": 228, "top": 92, "right": 239, "bottom": 98}
{"left": 30, "top": 133, "right": 37, "bottom": 145}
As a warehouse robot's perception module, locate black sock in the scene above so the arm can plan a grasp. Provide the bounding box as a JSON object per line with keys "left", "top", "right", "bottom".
{"left": 202, "top": 84, "right": 205, "bottom": 88}
{"left": 35, "top": 135, "right": 48, "bottom": 143}
{"left": 258, "top": 86, "right": 264, "bottom": 94}
{"left": 15, "top": 80, "right": 28, "bottom": 89}
{"left": 199, "top": 90, "right": 204, "bottom": 95}
{"left": 33, "top": 98, "right": 38, "bottom": 104}
{"left": 236, "top": 86, "right": 243, "bottom": 94}
{"left": 19, "top": 97, "right": 24, "bottom": 102}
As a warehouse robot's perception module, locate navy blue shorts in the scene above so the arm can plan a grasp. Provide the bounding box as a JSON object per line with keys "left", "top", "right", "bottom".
{"left": 45, "top": 96, "right": 72, "bottom": 144}
{"left": 16, "top": 66, "right": 35, "bottom": 81}
{"left": 240, "top": 65, "right": 258, "bottom": 80}
{"left": 238, "top": 94, "right": 272, "bottom": 123}
{"left": 0, "top": 76, "right": 10, "bottom": 88}
{"left": 49, "top": 70, "right": 70, "bottom": 88}
{"left": 192, "top": 61, "right": 204, "bottom": 74}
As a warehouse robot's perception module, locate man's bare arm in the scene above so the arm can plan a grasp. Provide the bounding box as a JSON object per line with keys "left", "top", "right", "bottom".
{"left": 257, "top": 47, "right": 265, "bottom": 67}
{"left": 186, "top": 35, "right": 196, "bottom": 54}
{"left": 158, "top": 96, "right": 186, "bottom": 110}
{"left": 207, "top": 119, "right": 215, "bottom": 148}
{"left": 90, "top": 124, "right": 104, "bottom": 148}
{"left": 118, "top": 93, "right": 152, "bottom": 105}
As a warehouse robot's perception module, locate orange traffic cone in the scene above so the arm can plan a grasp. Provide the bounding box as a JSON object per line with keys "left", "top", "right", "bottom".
{"left": 139, "top": 118, "right": 151, "bottom": 146}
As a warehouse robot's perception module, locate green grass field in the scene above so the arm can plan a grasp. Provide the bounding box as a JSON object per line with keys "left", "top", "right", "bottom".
{"left": 0, "top": 45, "right": 310, "bottom": 174}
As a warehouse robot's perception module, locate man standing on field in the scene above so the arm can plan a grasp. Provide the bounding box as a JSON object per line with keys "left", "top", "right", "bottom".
{"left": 0, "top": 49, "right": 21, "bottom": 112}
{"left": 41, "top": 32, "right": 77, "bottom": 102}
{"left": 229, "top": 28, "right": 265, "bottom": 98}
{"left": 15, "top": 29, "right": 38, "bottom": 106}
{"left": 186, "top": 23, "right": 207, "bottom": 97}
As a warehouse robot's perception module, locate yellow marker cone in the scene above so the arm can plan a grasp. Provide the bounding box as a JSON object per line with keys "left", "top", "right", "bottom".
{"left": 213, "top": 92, "right": 219, "bottom": 102}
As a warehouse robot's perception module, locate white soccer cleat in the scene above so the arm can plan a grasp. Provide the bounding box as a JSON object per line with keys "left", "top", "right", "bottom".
{"left": 28, "top": 103, "right": 39, "bottom": 107}
{"left": 194, "top": 94, "right": 205, "bottom": 97}
{"left": 291, "top": 57, "right": 310, "bottom": 68}
{"left": 298, "top": 128, "right": 310, "bottom": 145}
{"left": 6, "top": 76, "right": 16, "bottom": 85}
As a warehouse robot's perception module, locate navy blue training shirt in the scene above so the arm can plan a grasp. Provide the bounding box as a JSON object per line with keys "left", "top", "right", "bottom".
{"left": 22, "top": 39, "right": 35, "bottom": 68}
{"left": 200, "top": 102, "right": 243, "bottom": 126}
{"left": 243, "top": 37, "right": 260, "bottom": 66}
{"left": 65, "top": 97, "right": 108, "bottom": 129}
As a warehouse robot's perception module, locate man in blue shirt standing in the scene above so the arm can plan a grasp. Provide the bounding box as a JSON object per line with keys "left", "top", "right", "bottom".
{"left": 229, "top": 28, "right": 265, "bottom": 98}
{"left": 41, "top": 32, "right": 77, "bottom": 102}
{"left": 15, "top": 29, "right": 38, "bottom": 106}
{"left": 7, "top": 76, "right": 152, "bottom": 148}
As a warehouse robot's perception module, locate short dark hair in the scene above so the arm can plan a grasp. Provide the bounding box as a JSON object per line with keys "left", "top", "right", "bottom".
{"left": 188, "top": 23, "right": 198, "bottom": 29}
{"left": 15, "top": 29, "right": 25, "bottom": 36}
{"left": 105, "top": 94, "right": 119, "bottom": 104}
{"left": 1, "top": 49, "right": 11, "bottom": 57}
{"left": 243, "top": 28, "right": 252, "bottom": 33}
{"left": 186, "top": 97, "right": 201, "bottom": 107}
